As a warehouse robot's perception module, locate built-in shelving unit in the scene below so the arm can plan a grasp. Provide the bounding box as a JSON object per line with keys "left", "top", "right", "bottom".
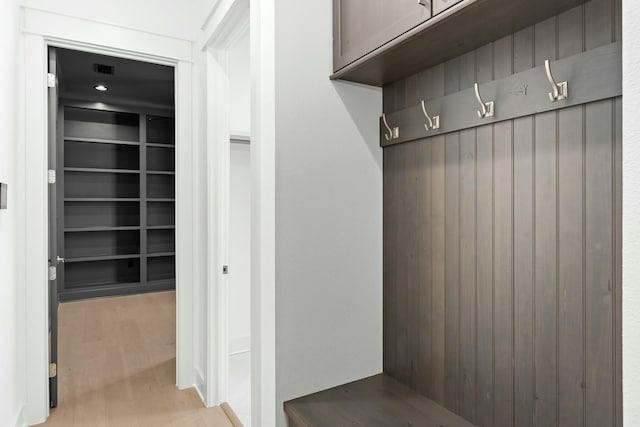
{"left": 59, "top": 104, "right": 176, "bottom": 301}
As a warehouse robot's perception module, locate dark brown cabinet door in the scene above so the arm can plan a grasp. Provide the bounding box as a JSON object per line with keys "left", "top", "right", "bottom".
{"left": 333, "top": 0, "right": 431, "bottom": 72}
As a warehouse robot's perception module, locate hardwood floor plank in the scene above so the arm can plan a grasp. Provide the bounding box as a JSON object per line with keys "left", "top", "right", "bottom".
{"left": 41, "top": 292, "right": 235, "bottom": 427}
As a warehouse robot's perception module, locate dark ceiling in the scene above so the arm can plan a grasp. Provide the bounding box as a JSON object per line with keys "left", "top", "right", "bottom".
{"left": 57, "top": 48, "right": 175, "bottom": 108}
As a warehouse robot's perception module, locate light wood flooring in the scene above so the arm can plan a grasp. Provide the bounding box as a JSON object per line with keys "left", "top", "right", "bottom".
{"left": 40, "top": 291, "right": 234, "bottom": 427}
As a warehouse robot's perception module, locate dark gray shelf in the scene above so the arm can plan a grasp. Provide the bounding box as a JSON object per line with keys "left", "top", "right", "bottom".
{"left": 147, "top": 225, "right": 175, "bottom": 230}
{"left": 64, "top": 136, "right": 140, "bottom": 146}
{"left": 147, "top": 198, "right": 175, "bottom": 202}
{"left": 147, "top": 143, "right": 175, "bottom": 149}
{"left": 64, "top": 198, "right": 141, "bottom": 202}
{"left": 147, "top": 171, "right": 175, "bottom": 175}
{"left": 64, "top": 167, "right": 140, "bottom": 174}
{"left": 64, "top": 226, "right": 141, "bottom": 232}
{"left": 65, "top": 254, "right": 141, "bottom": 263}
{"left": 147, "top": 252, "right": 176, "bottom": 258}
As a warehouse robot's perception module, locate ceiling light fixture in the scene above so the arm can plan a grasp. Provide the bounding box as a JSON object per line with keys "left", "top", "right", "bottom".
{"left": 94, "top": 84, "right": 108, "bottom": 92}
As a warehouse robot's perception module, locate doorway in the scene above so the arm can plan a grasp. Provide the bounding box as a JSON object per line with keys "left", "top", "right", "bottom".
{"left": 47, "top": 47, "right": 178, "bottom": 416}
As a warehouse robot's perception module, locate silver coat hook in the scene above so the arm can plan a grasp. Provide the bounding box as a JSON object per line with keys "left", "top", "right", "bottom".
{"left": 474, "top": 83, "right": 494, "bottom": 119}
{"left": 545, "top": 59, "right": 568, "bottom": 102}
{"left": 382, "top": 113, "right": 399, "bottom": 141}
{"left": 420, "top": 100, "right": 440, "bottom": 131}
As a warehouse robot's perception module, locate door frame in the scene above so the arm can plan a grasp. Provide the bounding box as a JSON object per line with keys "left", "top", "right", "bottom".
{"left": 21, "top": 8, "right": 195, "bottom": 425}
{"left": 200, "top": 0, "right": 277, "bottom": 424}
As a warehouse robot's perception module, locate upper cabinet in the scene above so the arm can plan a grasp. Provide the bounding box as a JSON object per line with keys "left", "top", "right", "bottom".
{"left": 333, "top": 0, "right": 432, "bottom": 72}
{"left": 332, "top": 0, "right": 588, "bottom": 87}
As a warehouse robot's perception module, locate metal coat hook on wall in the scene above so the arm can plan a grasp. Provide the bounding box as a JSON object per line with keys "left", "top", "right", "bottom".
{"left": 474, "top": 83, "right": 494, "bottom": 119}
{"left": 420, "top": 100, "right": 440, "bottom": 131}
{"left": 382, "top": 113, "right": 399, "bottom": 141}
{"left": 545, "top": 59, "right": 568, "bottom": 102}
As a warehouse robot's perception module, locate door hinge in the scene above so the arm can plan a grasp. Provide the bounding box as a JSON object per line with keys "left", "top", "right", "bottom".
{"left": 48, "top": 170, "right": 56, "bottom": 184}
{"left": 47, "top": 73, "right": 56, "bottom": 88}
{"left": 49, "top": 363, "right": 57, "bottom": 378}
{"left": 48, "top": 266, "right": 57, "bottom": 281}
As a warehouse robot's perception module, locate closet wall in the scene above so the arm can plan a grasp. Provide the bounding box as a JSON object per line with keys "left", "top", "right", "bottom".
{"left": 382, "top": 0, "right": 622, "bottom": 425}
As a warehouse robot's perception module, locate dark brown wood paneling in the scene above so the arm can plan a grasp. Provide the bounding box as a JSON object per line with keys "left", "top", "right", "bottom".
{"left": 475, "top": 43, "right": 494, "bottom": 427}
{"left": 614, "top": 96, "right": 622, "bottom": 427}
{"left": 382, "top": 1, "right": 621, "bottom": 426}
{"left": 417, "top": 139, "right": 433, "bottom": 395}
{"left": 512, "top": 114, "right": 534, "bottom": 427}
{"left": 444, "top": 132, "right": 460, "bottom": 412}
{"left": 458, "top": 127, "right": 477, "bottom": 423}
{"left": 431, "top": 136, "right": 446, "bottom": 405}
{"left": 585, "top": 99, "right": 615, "bottom": 427}
{"left": 492, "top": 34, "right": 513, "bottom": 427}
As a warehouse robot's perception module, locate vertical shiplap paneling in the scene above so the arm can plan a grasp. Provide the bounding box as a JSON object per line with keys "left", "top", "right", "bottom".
{"left": 383, "top": 148, "right": 398, "bottom": 376}
{"left": 382, "top": 0, "right": 621, "bottom": 424}
{"left": 458, "top": 45, "right": 478, "bottom": 423}
{"left": 585, "top": 0, "right": 615, "bottom": 424}
{"left": 557, "top": 5, "right": 586, "bottom": 426}
{"left": 405, "top": 74, "right": 420, "bottom": 109}
{"left": 585, "top": 99, "right": 615, "bottom": 427}
{"left": 444, "top": 54, "right": 461, "bottom": 413}
{"left": 512, "top": 115, "right": 535, "bottom": 427}
{"left": 557, "top": 102, "right": 585, "bottom": 426}
{"left": 406, "top": 139, "right": 420, "bottom": 389}
{"left": 395, "top": 143, "right": 410, "bottom": 384}
{"left": 492, "top": 34, "right": 514, "bottom": 427}
{"left": 383, "top": 82, "right": 396, "bottom": 113}
{"left": 613, "top": 96, "right": 622, "bottom": 427}
{"left": 444, "top": 132, "right": 460, "bottom": 411}
{"left": 459, "top": 128, "right": 477, "bottom": 424}
{"left": 475, "top": 42, "right": 494, "bottom": 427}
{"left": 417, "top": 139, "right": 433, "bottom": 396}
{"left": 610, "top": 1, "right": 621, "bottom": 424}
{"left": 512, "top": 25, "right": 535, "bottom": 427}
{"left": 431, "top": 136, "right": 447, "bottom": 405}
{"left": 427, "top": 63, "right": 447, "bottom": 404}
{"left": 533, "top": 14, "right": 559, "bottom": 427}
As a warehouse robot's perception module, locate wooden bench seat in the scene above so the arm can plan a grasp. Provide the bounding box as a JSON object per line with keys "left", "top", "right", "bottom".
{"left": 284, "top": 374, "right": 476, "bottom": 427}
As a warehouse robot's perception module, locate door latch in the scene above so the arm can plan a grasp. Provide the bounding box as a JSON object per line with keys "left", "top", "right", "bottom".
{"left": 222, "top": 265, "right": 229, "bottom": 275}
{"left": 48, "top": 170, "right": 56, "bottom": 184}
{"left": 48, "top": 266, "right": 57, "bottom": 281}
{"left": 49, "top": 363, "right": 57, "bottom": 378}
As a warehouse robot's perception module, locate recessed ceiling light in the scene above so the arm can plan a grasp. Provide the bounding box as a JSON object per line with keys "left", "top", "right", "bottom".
{"left": 94, "top": 85, "right": 108, "bottom": 92}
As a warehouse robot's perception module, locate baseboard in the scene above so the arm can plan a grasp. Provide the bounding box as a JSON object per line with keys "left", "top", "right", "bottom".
{"left": 14, "top": 404, "right": 26, "bottom": 427}
{"left": 195, "top": 368, "right": 207, "bottom": 405}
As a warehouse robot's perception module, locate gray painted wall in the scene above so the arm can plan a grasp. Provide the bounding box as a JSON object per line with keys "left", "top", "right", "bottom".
{"left": 274, "top": 0, "right": 383, "bottom": 425}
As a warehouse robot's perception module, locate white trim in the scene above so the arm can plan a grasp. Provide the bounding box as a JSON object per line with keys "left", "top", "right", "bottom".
{"left": 200, "top": 0, "right": 249, "bottom": 51}
{"left": 195, "top": 368, "right": 207, "bottom": 403}
{"left": 175, "top": 60, "right": 196, "bottom": 389}
{"left": 13, "top": 404, "right": 26, "bottom": 427}
{"left": 22, "top": 6, "right": 195, "bottom": 43}
{"left": 205, "top": 46, "right": 231, "bottom": 406}
{"left": 250, "top": 0, "right": 277, "bottom": 425}
{"left": 22, "top": 7, "right": 193, "bottom": 63}
{"left": 21, "top": 12, "right": 197, "bottom": 425}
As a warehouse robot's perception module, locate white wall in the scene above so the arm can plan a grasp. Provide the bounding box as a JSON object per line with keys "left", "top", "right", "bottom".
{"left": 274, "top": 0, "right": 383, "bottom": 425}
{"left": 623, "top": 0, "right": 640, "bottom": 421}
{"left": 20, "top": 0, "right": 203, "bottom": 41}
{"left": 229, "top": 32, "right": 251, "bottom": 135}
{"left": 0, "top": 0, "right": 25, "bottom": 426}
